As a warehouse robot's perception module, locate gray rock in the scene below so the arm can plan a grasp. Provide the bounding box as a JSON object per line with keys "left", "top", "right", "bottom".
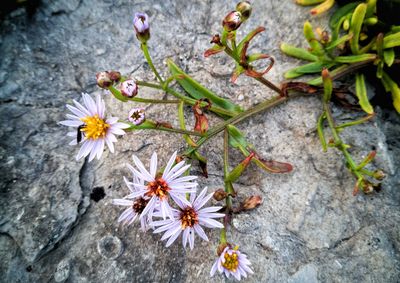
{"left": 0, "top": 0, "right": 399, "bottom": 282}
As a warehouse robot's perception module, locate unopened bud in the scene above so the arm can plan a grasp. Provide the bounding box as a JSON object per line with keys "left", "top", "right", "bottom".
{"left": 121, "top": 80, "right": 138, "bottom": 98}
{"left": 361, "top": 180, "right": 374, "bottom": 194}
{"left": 128, "top": 107, "right": 145, "bottom": 125}
{"left": 236, "top": 1, "right": 252, "bottom": 21}
{"left": 242, "top": 195, "right": 262, "bottom": 210}
{"left": 175, "top": 155, "right": 184, "bottom": 164}
{"left": 108, "top": 71, "right": 121, "bottom": 82}
{"left": 373, "top": 170, "right": 386, "bottom": 181}
{"left": 222, "top": 11, "right": 242, "bottom": 32}
{"left": 216, "top": 243, "right": 229, "bottom": 256}
{"left": 96, "top": 71, "right": 113, "bottom": 89}
{"left": 213, "top": 189, "right": 228, "bottom": 201}
{"left": 210, "top": 34, "right": 222, "bottom": 45}
{"left": 133, "top": 12, "right": 150, "bottom": 43}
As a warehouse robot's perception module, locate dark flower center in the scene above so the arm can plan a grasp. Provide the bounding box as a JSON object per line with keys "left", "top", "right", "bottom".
{"left": 133, "top": 197, "right": 149, "bottom": 214}
{"left": 180, "top": 207, "right": 198, "bottom": 228}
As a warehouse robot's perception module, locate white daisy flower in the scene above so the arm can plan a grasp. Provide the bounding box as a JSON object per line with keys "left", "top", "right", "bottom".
{"left": 210, "top": 245, "right": 254, "bottom": 281}
{"left": 126, "top": 151, "right": 198, "bottom": 221}
{"left": 152, "top": 187, "right": 224, "bottom": 250}
{"left": 59, "top": 93, "right": 129, "bottom": 162}
{"left": 112, "top": 175, "right": 151, "bottom": 231}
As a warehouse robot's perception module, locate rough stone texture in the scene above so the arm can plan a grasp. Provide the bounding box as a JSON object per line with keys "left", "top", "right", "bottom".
{"left": 0, "top": 0, "right": 399, "bottom": 282}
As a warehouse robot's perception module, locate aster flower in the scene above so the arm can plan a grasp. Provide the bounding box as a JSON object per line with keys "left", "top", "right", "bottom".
{"left": 210, "top": 245, "right": 253, "bottom": 281}
{"left": 152, "top": 187, "right": 224, "bottom": 249}
{"left": 126, "top": 151, "right": 198, "bottom": 221}
{"left": 128, "top": 107, "right": 145, "bottom": 125}
{"left": 133, "top": 12, "right": 150, "bottom": 43}
{"left": 59, "top": 93, "right": 129, "bottom": 162}
{"left": 112, "top": 175, "right": 150, "bottom": 231}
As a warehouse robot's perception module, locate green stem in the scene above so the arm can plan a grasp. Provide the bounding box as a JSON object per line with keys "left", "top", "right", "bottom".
{"left": 223, "top": 129, "right": 234, "bottom": 210}
{"left": 109, "top": 85, "right": 178, "bottom": 104}
{"left": 185, "top": 95, "right": 287, "bottom": 155}
{"left": 136, "top": 81, "right": 237, "bottom": 117}
{"left": 141, "top": 43, "right": 164, "bottom": 83}
{"left": 220, "top": 228, "right": 227, "bottom": 244}
{"left": 223, "top": 45, "right": 284, "bottom": 96}
{"left": 126, "top": 122, "right": 203, "bottom": 137}
{"left": 323, "top": 102, "right": 363, "bottom": 180}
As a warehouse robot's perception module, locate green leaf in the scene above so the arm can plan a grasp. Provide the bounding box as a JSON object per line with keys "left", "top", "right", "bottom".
{"left": 285, "top": 62, "right": 335, "bottom": 79}
{"left": 317, "top": 111, "right": 327, "bottom": 151}
{"left": 349, "top": 3, "right": 367, "bottom": 54}
{"left": 304, "top": 21, "right": 324, "bottom": 56}
{"left": 325, "top": 33, "right": 352, "bottom": 51}
{"left": 383, "top": 48, "right": 395, "bottom": 67}
{"left": 355, "top": 73, "right": 374, "bottom": 114}
{"left": 308, "top": 64, "right": 349, "bottom": 86}
{"left": 227, "top": 124, "right": 250, "bottom": 149}
{"left": 381, "top": 71, "right": 400, "bottom": 113}
{"left": 167, "top": 59, "right": 243, "bottom": 114}
{"left": 280, "top": 43, "right": 318, "bottom": 62}
{"left": 227, "top": 125, "right": 293, "bottom": 173}
{"left": 383, "top": 32, "right": 400, "bottom": 49}
{"left": 330, "top": 2, "right": 360, "bottom": 28}
{"left": 334, "top": 53, "right": 376, "bottom": 63}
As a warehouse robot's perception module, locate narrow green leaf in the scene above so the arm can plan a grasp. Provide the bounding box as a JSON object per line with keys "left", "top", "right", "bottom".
{"left": 381, "top": 71, "right": 400, "bottom": 113}
{"left": 383, "top": 48, "right": 395, "bottom": 67}
{"left": 296, "top": 0, "right": 324, "bottom": 6}
{"left": 349, "top": 3, "right": 367, "bottom": 54}
{"left": 280, "top": 43, "right": 318, "bottom": 62}
{"left": 227, "top": 124, "right": 250, "bottom": 149}
{"left": 355, "top": 73, "right": 374, "bottom": 114}
{"left": 284, "top": 69, "right": 304, "bottom": 79}
{"left": 167, "top": 59, "right": 243, "bottom": 114}
{"left": 334, "top": 53, "right": 376, "bottom": 63}
{"left": 383, "top": 32, "right": 400, "bottom": 49}
{"left": 317, "top": 112, "right": 327, "bottom": 151}
{"left": 329, "top": 1, "right": 360, "bottom": 28}
{"left": 308, "top": 64, "right": 349, "bottom": 86}
{"left": 304, "top": 21, "right": 324, "bottom": 56}
{"left": 325, "top": 33, "right": 352, "bottom": 51}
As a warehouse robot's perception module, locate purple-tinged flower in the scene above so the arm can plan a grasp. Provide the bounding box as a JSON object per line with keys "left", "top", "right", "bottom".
{"left": 112, "top": 175, "right": 151, "bottom": 231}
{"left": 59, "top": 93, "right": 129, "bottom": 162}
{"left": 210, "top": 245, "right": 253, "bottom": 281}
{"left": 128, "top": 107, "right": 145, "bottom": 125}
{"left": 222, "top": 11, "right": 242, "bottom": 32}
{"left": 152, "top": 187, "right": 224, "bottom": 249}
{"left": 126, "top": 151, "right": 198, "bottom": 221}
{"left": 133, "top": 12, "right": 150, "bottom": 43}
{"left": 121, "top": 79, "right": 138, "bottom": 98}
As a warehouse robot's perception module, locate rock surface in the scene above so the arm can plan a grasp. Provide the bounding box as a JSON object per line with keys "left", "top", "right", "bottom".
{"left": 0, "top": 0, "right": 399, "bottom": 282}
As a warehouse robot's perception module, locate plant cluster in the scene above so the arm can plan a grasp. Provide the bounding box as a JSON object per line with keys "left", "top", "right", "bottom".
{"left": 59, "top": 1, "right": 395, "bottom": 280}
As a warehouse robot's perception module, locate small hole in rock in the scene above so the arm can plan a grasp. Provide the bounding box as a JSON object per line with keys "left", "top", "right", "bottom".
{"left": 90, "top": 187, "right": 106, "bottom": 202}
{"left": 26, "top": 265, "right": 32, "bottom": 272}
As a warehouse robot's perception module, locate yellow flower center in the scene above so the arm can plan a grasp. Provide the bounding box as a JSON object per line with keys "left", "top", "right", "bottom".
{"left": 80, "top": 115, "right": 110, "bottom": 140}
{"left": 180, "top": 207, "right": 198, "bottom": 229}
{"left": 222, "top": 248, "right": 239, "bottom": 272}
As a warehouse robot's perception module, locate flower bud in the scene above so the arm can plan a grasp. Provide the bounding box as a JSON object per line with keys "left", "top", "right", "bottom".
{"left": 121, "top": 80, "right": 138, "bottom": 98}
{"left": 241, "top": 195, "right": 262, "bottom": 210}
{"left": 96, "top": 71, "right": 113, "bottom": 89}
{"left": 213, "top": 189, "right": 227, "bottom": 201}
{"left": 133, "top": 12, "right": 150, "bottom": 43}
{"left": 108, "top": 71, "right": 121, "bottom": 82}
{"left": 128, "top": 108, "right": 145, "bottom": 125}
{"left": 373, "top": 170, "right": 386, "bottom": 181}
{"left": 236, "top": 1, "right": 252, "bottom": 21}
{"left": 222, "top": 11, "right": 242, "bottom": 32}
